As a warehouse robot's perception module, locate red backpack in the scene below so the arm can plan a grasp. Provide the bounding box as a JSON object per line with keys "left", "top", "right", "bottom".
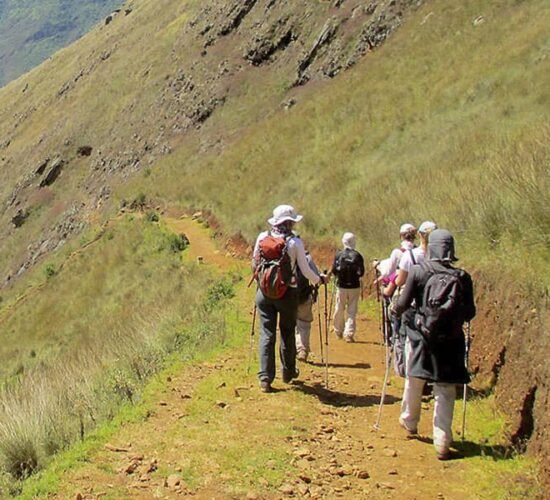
{"left": 253, "top": 232, "right": 293, "bottom": 299}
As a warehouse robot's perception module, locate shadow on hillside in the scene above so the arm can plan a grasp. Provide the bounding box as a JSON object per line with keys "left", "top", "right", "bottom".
{"left": 293, "top": 381, "right": 400, "bottom": 408}
{"left": 308, "top": 361, "right": 371, "bottom": 370}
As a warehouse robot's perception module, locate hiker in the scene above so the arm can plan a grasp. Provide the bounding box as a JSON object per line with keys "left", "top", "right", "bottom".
{"left": 372, "top": 223, "right": 417, "bottom": 297}
{"left": 392, "top": 229, "right": 476, "bottom": 460}
{"left": 331, "top": 232, "right": 365, "bottom": 342}
{"left": 393, "top": 221, "right": 438, "bottom": 376}
{"left": 252, "top": 205, "right": 326, "bottom": 393}
{"left": 295, "top": 250, "right": 320, "bottom": 362}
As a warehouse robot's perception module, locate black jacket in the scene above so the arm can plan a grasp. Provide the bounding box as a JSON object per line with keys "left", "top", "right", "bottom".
{"left": 331, "top": 248, "right": 365, "bottom": 289}
{"left": 394, "top": 261, "right": 476, "bottom": 384}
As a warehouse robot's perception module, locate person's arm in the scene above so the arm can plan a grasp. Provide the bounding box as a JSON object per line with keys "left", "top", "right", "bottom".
{"left": 294, "top": 238, "right": 321, "bottom": 285}
{"left": 395, "top": 269, "right": 408, "bottom": 288}
{"left": 358, "top": 253, "right": 365, "bottom": 277}
{"left": 462, "top": 272, "right": 476, "bottom": 321}
{"left": 393, "top": 267, "right": 418, "bottom": 316}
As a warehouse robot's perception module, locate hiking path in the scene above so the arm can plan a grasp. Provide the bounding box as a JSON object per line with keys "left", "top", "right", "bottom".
{"left": 51, "top": 216, "right": 480, "bottom": 499}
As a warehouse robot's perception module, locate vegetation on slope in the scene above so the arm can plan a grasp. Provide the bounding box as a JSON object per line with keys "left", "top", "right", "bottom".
{"left": 0, "top": 0, "right": 547, "bottom": 491}
{"left": 0, "top": 212, "right": 240, "bottom": 490}
{"left": 0, "top": 0, "right": 122, "bottom": 86}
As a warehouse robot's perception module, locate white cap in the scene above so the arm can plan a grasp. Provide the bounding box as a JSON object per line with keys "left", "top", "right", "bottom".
{"left": 342, "top": 232, "right": 356, "bottom": 249}
{"left": 399, "top": 223, "right": 416, "bottom": 234}
{"left": 418, "top": 220, "right": 438, "bottom": 234}
{"left": 268, "top": 204, "right": 303, "bottom": 226}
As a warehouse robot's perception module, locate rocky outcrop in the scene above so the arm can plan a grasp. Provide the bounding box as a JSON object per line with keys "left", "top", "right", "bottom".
{"left": 39, "top": 158, "right": 64, "bottom": 187}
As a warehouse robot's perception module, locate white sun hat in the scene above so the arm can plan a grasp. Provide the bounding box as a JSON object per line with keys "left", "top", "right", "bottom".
{"left": 418, "top": 220, "right": 438, "bottom": 234}
{"left": 268, "top": 204, "right": 303, "bottom": 226}
{"left": 399, "top": 223, "right": 416, "bottom": 234}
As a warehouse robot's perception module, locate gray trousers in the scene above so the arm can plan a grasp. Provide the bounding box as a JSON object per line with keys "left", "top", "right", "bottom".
{"left": 256, "top": 288, "right": 298, "bottom": 383}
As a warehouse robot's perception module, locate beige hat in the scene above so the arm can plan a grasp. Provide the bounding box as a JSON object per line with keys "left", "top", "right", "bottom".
{"left": 268, "top": 204, "right": 303, "bottom": 226}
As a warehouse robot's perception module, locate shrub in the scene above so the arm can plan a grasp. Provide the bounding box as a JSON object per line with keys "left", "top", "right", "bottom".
{"left": 44, "top": 264, "right": 56, "bottom": 279}
{"left": 145, "top": 210, "right": 159, "bottom": 223}
{"left": 168, "top": 233, "right": 189, "bottom": 253}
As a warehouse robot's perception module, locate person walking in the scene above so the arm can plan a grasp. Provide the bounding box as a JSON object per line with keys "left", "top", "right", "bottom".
{"left": 392, "top": 229, "right": 476, "bottom": 459}
{"left": 331, "top": 232, "right": 365, "bottom": 342}
{"left": 295, "top": 251, "right": 320, "bottom": 363}
{"left": 393, "top": 221, "right": 438, "bottom": 376}
{"left": 253, "top": 205, "right": 326, "bottom": 393}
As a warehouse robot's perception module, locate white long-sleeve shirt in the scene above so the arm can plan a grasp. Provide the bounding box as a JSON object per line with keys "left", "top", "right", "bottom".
{"left": 253, "top": 230, "right": 321, "bottom": 287}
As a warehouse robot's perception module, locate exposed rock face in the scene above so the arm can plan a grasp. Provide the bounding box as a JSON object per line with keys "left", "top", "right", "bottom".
{"left": 39, "top": 158, "right": 64, "bottom": 187}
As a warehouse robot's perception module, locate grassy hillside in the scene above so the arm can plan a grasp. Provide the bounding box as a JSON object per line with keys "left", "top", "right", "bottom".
{"left": 0, "top": 0, "right": 548, "bottom": 491}
{"left": 0, "top": 0, "right": 122, "bottom": 86}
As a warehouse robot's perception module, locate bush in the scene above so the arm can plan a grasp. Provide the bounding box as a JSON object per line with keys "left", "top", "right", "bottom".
{"left": 145, "top": 210, "right": 159, "bottom": 223}
{"left": 44, "top": 265, "right": 56, "bottom": 279}
{"left": 205, "top": 279, "right": 235, "bottom": 311}
{"left": 168, "top": 233, "right": 189, "bottom": 253}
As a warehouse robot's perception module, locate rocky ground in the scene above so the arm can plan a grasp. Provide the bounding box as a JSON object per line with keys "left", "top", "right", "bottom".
{"left": 48, "top": 216, "right": 525, "bottom": 499}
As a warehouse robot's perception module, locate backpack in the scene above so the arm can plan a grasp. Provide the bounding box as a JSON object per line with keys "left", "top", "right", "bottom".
{"left": 255, "top": 232, "right": 293, "bottom": 299}
{"left": 336, "top": 249, "right": 362, "bottom": 287}
{"left": 416, "top": 263, "right": 466, "bottom": 342}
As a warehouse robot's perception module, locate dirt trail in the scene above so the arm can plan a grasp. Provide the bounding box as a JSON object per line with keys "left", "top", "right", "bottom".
{"left": 53, "top": 217, "right": 478, "bottom": 499}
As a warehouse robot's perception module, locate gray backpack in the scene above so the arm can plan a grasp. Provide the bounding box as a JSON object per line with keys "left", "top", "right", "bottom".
{"left": 416, "top": 263, "right": 466, "bottom": 342}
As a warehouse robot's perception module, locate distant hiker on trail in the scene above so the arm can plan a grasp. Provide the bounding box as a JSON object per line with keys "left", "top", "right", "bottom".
{"left": 393, "top": 221, "right": 438, "bottom": 377}
{"left": 375, "top": 223, "right": 417, "bottom": 299}
{"left": 252, "top": 205, "right": 326, "bottom": 393}
{"left": 392, "top": 229, "right": 476, "bottom": 460}
{"left": 330, "top": 232, "right": 365, "bottom": 342}
{"left": 295, "top": 250, "right": 321, "bottom": 363}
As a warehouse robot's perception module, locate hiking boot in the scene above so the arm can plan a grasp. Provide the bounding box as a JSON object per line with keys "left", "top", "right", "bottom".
{"left": 297, "top": 350, "right": 308, "bottom": 362}
{"left": 259, "top": 380, "right": 273, "bottom": 393}
{"left": 333, "top": 329, "right": 343, "bottom": 339}
{"left": 282, "top": 368, "right": 300, "bottom": 384}
{"left": 436, "top": 449, "right": 451, "bottom": 461}
{"left": 344, "top": 336, "right": 355, "bottom": 343}
{"left": 399, "top": 417, "right": 418, "bottom": 436}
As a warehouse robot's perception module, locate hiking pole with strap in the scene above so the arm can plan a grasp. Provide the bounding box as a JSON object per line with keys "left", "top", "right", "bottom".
{"left": 316, "top": 286, "right": 324, "bottom": 364}
{"left": 328, "top": 275, "right": 336, "bottom": 322}
{"left": 247, "top": 301, "right": 257, "bottom": 375}
{"left": 462, "top": 321, "right": 471, "bottom": 442}
{"left": 323, "top": 273, "right": 330, "bottom": 389}
{"left": 373, "top": 298, "right": 393, "bottom": 431}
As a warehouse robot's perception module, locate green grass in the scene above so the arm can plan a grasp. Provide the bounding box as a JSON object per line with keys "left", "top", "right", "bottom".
{"left": 455, "top": 395, "right": 543, "bottom": 499}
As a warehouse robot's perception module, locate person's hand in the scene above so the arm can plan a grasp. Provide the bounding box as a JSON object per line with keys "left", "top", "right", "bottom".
{"left": 319, "top": 274, "right": 327, "bottom": 285}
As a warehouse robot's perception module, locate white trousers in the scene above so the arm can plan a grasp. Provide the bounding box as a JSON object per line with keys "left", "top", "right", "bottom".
{"left": 400, "top": 376, "right": 456, "bottom": 451}
{"left": 333, "top": 287, "right": 360, "bottom": 339}
{"left": 295, "top": 296, "right": 314, "bottom": 354}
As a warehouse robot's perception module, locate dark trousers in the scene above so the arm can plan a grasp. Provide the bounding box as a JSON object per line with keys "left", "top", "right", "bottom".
{"left": 256, "top": 288, "right": 298, "bottom": 383}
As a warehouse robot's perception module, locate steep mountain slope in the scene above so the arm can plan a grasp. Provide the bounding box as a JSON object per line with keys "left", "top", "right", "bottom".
{"left": 0, "top": 0, "right": 122, "bottom": 86}
{"left": 0, "top": 0, "right": 548, "bottom": 490}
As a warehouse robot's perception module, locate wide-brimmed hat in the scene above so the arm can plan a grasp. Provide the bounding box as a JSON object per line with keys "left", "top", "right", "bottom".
{"left": 268, "top": 204, "right": 303, "bottom": 226}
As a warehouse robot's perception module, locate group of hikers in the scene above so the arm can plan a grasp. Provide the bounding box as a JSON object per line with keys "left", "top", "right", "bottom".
{"left": 251, "top": 204, "right": 476, "bottom": 460}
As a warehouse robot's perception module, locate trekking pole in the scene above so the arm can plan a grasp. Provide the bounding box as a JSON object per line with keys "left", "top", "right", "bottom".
{"left": 462, "top": 322, "right": 471, "bottom": 442}
{"left": 328, "top": 276, "right": 336, "bottom": 321}
{"left": 316, "top": 287, "right": 324, "bottom": 364}
{"left": 323, "top": 273, "right": 329, "bottom": 389}
{"left": 373, "top": 298, "right": 392, "bottom": 431}
{"left": 247, "top": 302, "right": 257, "bottom": 375}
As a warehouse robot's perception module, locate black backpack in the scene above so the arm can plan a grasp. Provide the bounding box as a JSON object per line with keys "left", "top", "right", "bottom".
{"left": 336, "top": 249, "right": 362, "bottom": 287}
{"left": 416, "top": 263, "right": 467, "bottom": 342}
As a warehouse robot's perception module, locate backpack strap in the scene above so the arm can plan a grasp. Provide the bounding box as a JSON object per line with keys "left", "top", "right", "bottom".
{"left": 409, "top": 249, "right": 417, "bottom": 266}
